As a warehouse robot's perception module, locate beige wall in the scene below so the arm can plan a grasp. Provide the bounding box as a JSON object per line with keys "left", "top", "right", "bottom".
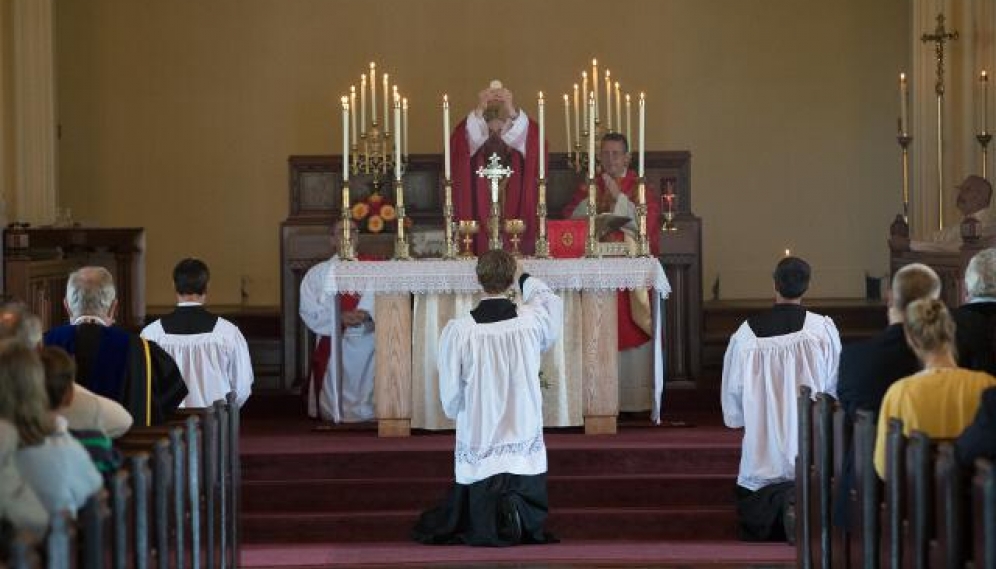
{"left": 55, "top": 0, "right": 909, "bottom": 305}
{"left": 1, "top": 0, "right": 13, "bottom": 220}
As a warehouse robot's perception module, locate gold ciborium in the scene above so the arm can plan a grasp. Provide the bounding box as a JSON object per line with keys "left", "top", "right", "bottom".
{"left": 504, "top": 218, "right": 526, "bottom": 257}
{"left": 458, "top": 220, "right": 479, "bottom": 257}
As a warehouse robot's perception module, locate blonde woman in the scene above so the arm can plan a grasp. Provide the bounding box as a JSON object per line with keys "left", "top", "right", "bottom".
{"left": 0, "top": 344, "right": 101, "bottom": 516}
{"left": 874, "top": 298, "right": 996, "bottom": 477}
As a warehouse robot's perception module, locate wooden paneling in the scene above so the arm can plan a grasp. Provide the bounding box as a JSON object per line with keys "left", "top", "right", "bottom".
{"left": 374, "top": 293, "right": 412, "bottom": 437}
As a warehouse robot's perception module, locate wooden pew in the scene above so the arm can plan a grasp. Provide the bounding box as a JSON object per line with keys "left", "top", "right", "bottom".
{"left": 931, "top": 443, "right": 966, "bottom": 569}
{"left": 127, "top": 454, "right": 152, "bottom": 569}
{"left": 811, "top": 393, "right": 834, "bottom": 569}
{"left": 796, "top": 385, "right": 814, "bottom": 569}
{"left": 882, "top": 418, "right": 906, "bottom": 569}
{"left": 831, "top": 405, "right": 852, "bottom": 568}
{"left": 903, "top": 431, "right": 931, "bottom": 569}
{"left": 975, "top": 459, "right": 996, "bottom": 569}
{"left": 107, "top": 470, "right": 132, "bottom": 569}
{"left": 78, "top": 491, "right": 111, "bottom": 569}
{"left": 9, "top": 530, "right": 41, "bottom": 569}
{"left": 852, "top": 410, "right": 880, "bottom": 569}
{"left": 225, "top": 391, "right": 241, "bottom": 569}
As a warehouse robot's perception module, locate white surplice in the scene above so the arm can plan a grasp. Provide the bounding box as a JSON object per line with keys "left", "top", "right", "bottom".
{"left": 438, "top": 276, "right": 563, "bottom": 485}
{"left": 299, "top": 258, "right": 376, "bottom": 422}
{"left": 720, "top": 311, "right": 841, "bottom": 491}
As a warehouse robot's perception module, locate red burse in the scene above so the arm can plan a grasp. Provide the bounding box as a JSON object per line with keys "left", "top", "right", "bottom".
{"left": 547, "top": 219, "right": 587, "bottom": 258}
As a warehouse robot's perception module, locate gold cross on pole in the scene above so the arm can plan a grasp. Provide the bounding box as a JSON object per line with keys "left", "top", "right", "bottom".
{"left": 921, "top": 13, "right": 958, "bottom": 96}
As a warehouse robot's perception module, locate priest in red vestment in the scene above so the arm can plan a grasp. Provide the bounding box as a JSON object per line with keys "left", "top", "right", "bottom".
{"left": 561, "top": 132, "right": 662, "bottom": 412}
{"left": 451, "top": 81, "right": 544, "bottom": 255}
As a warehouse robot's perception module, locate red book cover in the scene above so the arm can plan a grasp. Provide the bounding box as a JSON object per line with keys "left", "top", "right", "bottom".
{"left": 547, "top": 219, "right": 587, "bottom": 258}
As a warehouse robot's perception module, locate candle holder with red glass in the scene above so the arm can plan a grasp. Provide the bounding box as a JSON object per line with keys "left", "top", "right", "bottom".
{"left": 662, "top": 181, "right": 678, "bottom": 232}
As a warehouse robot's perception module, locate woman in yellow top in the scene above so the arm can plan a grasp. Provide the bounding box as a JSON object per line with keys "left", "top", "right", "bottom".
{"left": 874, "top": 298, "right": 996, "bottom": 478}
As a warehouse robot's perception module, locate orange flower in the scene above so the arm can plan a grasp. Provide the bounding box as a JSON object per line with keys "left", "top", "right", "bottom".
{"left": 379, "top": 204, "right": 397, "bottom": 221}
{"left": 367, "top": 192, "right": 385, "bottom": 205}
{"left": 367, "top": 215, "right": 384, "bottom": 233}
{"left": 351, "top": 202, "right": 369, "bottom": 221}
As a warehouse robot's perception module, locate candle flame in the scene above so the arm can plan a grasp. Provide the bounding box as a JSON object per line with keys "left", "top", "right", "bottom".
{"left": 900, "top": 72, "right": 906, "bottom": 81}
{"left": 351, "top": 85, "right": 355, "bottom": 93}
{"left": 640, "top": 92, "right": 645, "bottom": 100}
{"left": 592, "top": 58, "right": 597, "bottom": 66}
{"left": 539, "top": 91, "right": 544, "bottom": 99}
{"left": 369, "top": 62, "right": 375, "bottom": 70}
{"left": 983, "top": 70, "right": 989, "bottom": 81}
{"left": 574, "top": 83, "right": 578, "bottom": 89}
{"left": 582, "top": 71, "right": 587, "bottom": 78}
{"left": 403, "top": 97, "right": 408, "bottom": 107}
{"left": 563, "top": 94, "right": 569, "bottom": 102}
{"left": 626, "top": 94, "right": 631, "bottom": 102}
{"left": 615, "top": 81, "right": 620, "bottom": 88}
{"left": 784, "top": 249, "right": 791, "bottom": 257}
{"left": 606, "top": 70, "right": 611, "bottom": 78}
{"left": 341, "top": 96, "right": 348, "bottom": 108}
{"left": 443, "top": 94, "right": 448, "bottom": 103}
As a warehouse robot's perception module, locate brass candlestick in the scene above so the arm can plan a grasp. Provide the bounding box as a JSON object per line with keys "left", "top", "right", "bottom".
{"left": 898, "top": 133, "right": 913, "bottom": 222}
{"left": 636, "top": 178, "right": 650, "bottom": 257}
{"left": 458, "top": 220, "right": 479, "bottom": 257}
{"left": 534, "top": 179, "right": 550, "bottom": 258}
{"left": 393, "top": 179, "right": 410, "bottom": 260}
{"left": 488, "top": 201, "right": 503, "bottom": 251}
{"left": 585, "top": 178, "right": 600, "bottom": 257}
{"left": 978, "top": 132, "right": 992, "bottom": 180}
{"left": 442, "top": 179, "right": 457, "bottom": 259}
{"left": 339, "top": 178, "right": 356, "bottom": 261}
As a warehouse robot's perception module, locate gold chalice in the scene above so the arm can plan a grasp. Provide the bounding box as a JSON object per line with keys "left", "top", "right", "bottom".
{"left": 504, "top": 218, "right": 526, "bottom": 256}
{"left": 458, "top": 220, "right": 479, "bottom": 257}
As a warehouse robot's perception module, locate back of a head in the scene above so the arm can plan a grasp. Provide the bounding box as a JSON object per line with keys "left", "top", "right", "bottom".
{"left": 40, "top": 346, "right": 77, "bottom": 412}
{"left": 773, "top": 256, "right": 811, "bottom": 299}
{"left": 0, "top": 302, "right": 42, "bottom": 348}
{"left": 965, "top": 248, "right": 996, "bottom": 300}
{"left": 66, "top": 266, "right": 116, "bottom": 319}
{"left": 892, "top": 263, "right": 941, "bottom": 311}
{"left": 0, "top": 343, "right": 52, "bottom": 446}
{"left": 476, "top": 250, "right": 517, "bottom": 294}
{"left": 173, "top": 258, "right": 210, "bottom": 295}
{"left": 904, "top": 298, "right": 955, "bottom": 354}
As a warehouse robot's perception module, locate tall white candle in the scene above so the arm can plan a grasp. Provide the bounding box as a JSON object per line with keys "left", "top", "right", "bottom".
{"left": 403, "top": 97, "right": 409, "bottom": 160}
{"left": 573, "top": 83, "right": 580, "bottom": 151}
{"left": 605, "top": 70, "right": 612, "bottom": 131}
{"left": 982, "top": 70, "right": 990, "bottom": 134}
{"left": 899, "top": 72, "right": 908, "bottom": 135}
{"left": 350, "top": 86, "right": 357, "bottom": 146}
{"left": 383, "top": 74, "right": 390, "bottom": 130}
{"left": 615, "top": 82, "right": 621, "bottom": 134}
{"left": 626, "top": 94, "right": 632, "bottom": 143}
{"left": 582, "top": 72, "right": 589, "bottom": 129}
{"left": 360, "top": 75, "right": 367, "bottom": 135}
{"left": 394, "top": 94, "right": 402, "bottom": 181}
{"left": 588, "top": 93, "right": 596, "bottom": 180}
{"left": 341, "top": 96, "right": 349, "bottom": 181}
{"left": 592, "top": 59, "right": 599, "bottom": 123}
{"left": 443, "top": 94, "right": 451, "bottom": 180}
{"left": 563, "top": 94, "right": 571, "bottom": 159}
{"left": 369, "top": 62, "right": 377, "bottom": 125}
{"left": 538, "top": 92, "right": 545, "bottom": 179}
{"left": 638, "top": 93, "right": 646, "bottom": 177}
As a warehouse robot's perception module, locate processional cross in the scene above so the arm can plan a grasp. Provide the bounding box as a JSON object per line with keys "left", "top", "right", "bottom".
{"left": 476, "top": 153, "right": 514, "bottom": 250}
{"left": 921, "top": 13, "right": 958, "bottom": 230}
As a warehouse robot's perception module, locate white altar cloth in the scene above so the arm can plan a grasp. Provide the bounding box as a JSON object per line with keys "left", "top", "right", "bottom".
{"left": 322, "top": 257, "right": 671, "bottom": 427}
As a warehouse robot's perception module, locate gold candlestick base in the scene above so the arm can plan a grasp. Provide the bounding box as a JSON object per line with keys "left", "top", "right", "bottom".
{"left": 488, "top": 201, "right": 503, "bottom": 251}
{"left": 535, "top": 181, "right": 549, "bottom": 258}
{"left": 977, "top": 132, "right": 992, "bottom": 180}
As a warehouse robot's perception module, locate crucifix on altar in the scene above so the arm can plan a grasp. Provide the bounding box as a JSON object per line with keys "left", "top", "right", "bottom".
{"left": 920, "top": 13, "right": 958, "bottom": 231}
{"left": 476, "top": 152, "right": 514, "bottom": 251}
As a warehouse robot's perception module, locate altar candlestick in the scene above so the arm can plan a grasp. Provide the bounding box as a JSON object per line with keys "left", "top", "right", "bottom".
{"left": 899, "top": 72, "right": 908, "bottom": 135}
{"left": 394, "top": 94, "right": 402, "bottom": 181}
{"left": 443, "top": 95, "right": 451, "bottom": 180}
{"left": 538, "top": 92, "right": 545, "bottom": 179}
{"left": 588, "top": 93, "right": 596, "bottom": 180}
{"left": 369, "top": 62, "right": 377, "bottom": 125}
{"left": 563, "top": 94, "right": 571, "bottom": 159}
{"left": 605, "top": 70, "right": 612, "bottom": 130}
{"left": 402, "top": 97, "right": 409, "bottom": 161}
{"left": 592, "top": 59, "right": 599, "bottom": 123}
{"left": 360, "top": 75, "right": 367, "bottom": 135}
{"left": 573, "top": 84, "right": 580, "bottom": 153}
{"left": 383, "top": 74, "right": 390, "bottom": 130}
{"left": 341, "top": 96, "right": 349, "bottom": 182}
{"left": 982, "top": 70, "right": 990, "bottom": 134}
{"left": 638, "top": 93, "right": 646, "bottom": 177}
{"left": 626, "top": 94, "right": 632, "bottom": 143}
{"left": 615, "top": 82, "right": 621, "bottom": 134}
{"left": 350, "top": 86, "right": 357, "bottom": 146}
{"left": 582, "top": 72, "right": 589, "bottom": 128}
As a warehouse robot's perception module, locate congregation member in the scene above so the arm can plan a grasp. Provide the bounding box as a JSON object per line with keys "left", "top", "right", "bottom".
{"left": 0, "top": 343, "right": 101, "bottom": 517}
{"left": 451, "top": 81, "right": 542, "bottom": 254}
{"left": 721, "top": 256, "right": 841, "bottom": 542}
{"left": 299, "top": 221, "right": 376, "bottom": 422}
{"left": 0, "top": 419, "right": 48, "bottom": 533}
{"left": 561, "top": 132, "right": 661, "bottom": 413}
{"left": 44, "top": 266, "right": 187, "bottom": 426}
{"left": 142, "top": 258, "right": 254, "bottom": 408}
{"left": 955, "top": 386, "right": 996, "bottom": 466}
{"left": 873, "top": 298, "right": 996, "bottom": 477}
{"left": 912, "top": 175, "right": 996, "bottom": 250}
{"left": 953, "top": 247, "right": 996, "bottom": 374}
{"left": 413, "top": 250, "right": 562, "bottom": 546}
{"left": 0, "top": 302, "right": 132, "bottom": 437}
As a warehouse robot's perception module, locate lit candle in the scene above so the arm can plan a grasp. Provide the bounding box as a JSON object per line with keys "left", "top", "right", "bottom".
{"left": 394, "top": 94, "right": 402, "bottom": 181}
{"left": 615, "top": 82, "right": 622, "bottom": 134}
{"left": 899, "top": 72, "right": 908, "bottom": 135}
{"left": 784, "top": 248, "right": 791, "bottom": 257}
{"left": 582, "top": 72, "right": 589, "bottom": 128}
{"left": 638, "top": 93, "right": 646, "bottom": 177}
{"left": 350, "top": 86, "right": 357, "bottom": 146}
{"left": 360, "top": 75, "right": 367, "bottom": 135}
{"left": 402, "top": 97, "right": 409, "bottom": 161}
{"left": 369, "top": 62, "right": 377, "bottom": 125}
{"left": 563, "top": 94, "right": 571, "bottom": 159}
{"left": 573, "top": 84, "right": 580, "bottom": 153}
{"left": 341, "top": 96, "right": 350, "bottom": 210}
{"left": 982, "top": 70, "right": 990, "bottom": 134}
{"left": 383, "top": 74, "right": 390, "bottom": 130}
{"left": 588, "top": 92, "right": 596, "bottom": 180}
{"left": 605, "top": 70, "right": 612, "bottom": 131}
{"left": 443, "top": 94, "right": 451, "bottom": 180}
{"left": 663, "top": 180, "right": 675, "bottom": 212}
{"left": 626, "top": 94, "right": 632, "bottom": 144}
{"left": 538, "top": 92, "right": 545, "bottom": 179}
{"left": 592, "top": 59, "right": 599, "bottom": 123}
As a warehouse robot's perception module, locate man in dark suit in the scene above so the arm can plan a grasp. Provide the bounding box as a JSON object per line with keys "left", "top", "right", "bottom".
{"left": 956, "top": 386, "right": 996, "bottom": 465}
{"left": 954, "top": 248, "right": 996, "bottom": 376}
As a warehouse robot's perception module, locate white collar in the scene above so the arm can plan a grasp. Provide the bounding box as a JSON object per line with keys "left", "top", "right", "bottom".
{"left": 177, "top": 301, "right": 204, "bottom": 307}
{"left": 72, "top": 315, "right": 110, "bottom": 326}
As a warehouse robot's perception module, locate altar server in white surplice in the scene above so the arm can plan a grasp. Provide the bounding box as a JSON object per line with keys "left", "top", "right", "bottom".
{"left": 142, "top": 259, "right": 254, "bottom": 408}
{"left": 298, "top": 221, "right": 376, "bottom": 423}
{"left": 412, "top": 250, "right": 561, "bottom": 547}
{"left": 721, "top": 256, "right": 840, "bottom": 542}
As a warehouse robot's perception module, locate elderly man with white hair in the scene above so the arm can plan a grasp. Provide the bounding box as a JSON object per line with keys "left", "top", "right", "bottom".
{"left": 953, "top": 248, "right": 996, "bottom": 375}
{"left": 44, "top": 267, "right": 187, "bottom": 426}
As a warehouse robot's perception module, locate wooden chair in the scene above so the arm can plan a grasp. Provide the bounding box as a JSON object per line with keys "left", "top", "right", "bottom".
{"left": 852, "top": 410, "right": 880, "bottom": 569}
{"left": 796, "top": 385, "right": 814, "bottom": 569}
{"left": 882, "top": 418, "right": 906, "bottom": 569}
{"left": 975, "top": 459, "right": 996, "bottom": 569}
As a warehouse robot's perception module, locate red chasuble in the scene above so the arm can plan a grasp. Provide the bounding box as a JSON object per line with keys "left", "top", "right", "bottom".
{"left": 450, "top": 118, "right": 543, "bottom": 255}
{"left": 561, "top": 170, "right": 662, "bottom": 350}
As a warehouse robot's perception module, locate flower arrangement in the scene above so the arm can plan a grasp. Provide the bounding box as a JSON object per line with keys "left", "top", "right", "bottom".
{"left": 350, "top": 191, "right": 410, "bottom": 233}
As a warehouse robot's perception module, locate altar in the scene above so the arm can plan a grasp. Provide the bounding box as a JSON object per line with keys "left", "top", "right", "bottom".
{"left": 324, "top": 257, "right": 669, "bottom": 436}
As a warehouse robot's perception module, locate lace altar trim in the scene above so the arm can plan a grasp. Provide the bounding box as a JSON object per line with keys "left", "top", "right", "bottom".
{"left": 324, "top": 257, "right": 670, "bottom": 297}
{"left": 455, "top": 433, "right": 546, "bottom": 467}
